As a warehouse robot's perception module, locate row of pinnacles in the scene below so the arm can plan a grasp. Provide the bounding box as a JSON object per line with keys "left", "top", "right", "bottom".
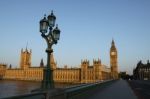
{"left": 81, "top": 59, "right": 101, "bottom": 67}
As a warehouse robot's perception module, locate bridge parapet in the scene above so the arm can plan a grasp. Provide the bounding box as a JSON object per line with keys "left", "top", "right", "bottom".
{"left": 64, "top": 80, "right": 114, "bottom": 99}
{"left": 3, "top": 80, "right": 115, "bottom": 99}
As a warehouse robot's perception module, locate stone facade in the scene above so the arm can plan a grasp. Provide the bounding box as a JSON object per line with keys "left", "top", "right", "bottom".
{"left": 133, "top": 60, "right": 150, "bottom": 80}
{"left": 0, "top": 40, "right": 118, "bottom": 83}
{"left": 0, "top": 64, "right": 6, "bottom": 79}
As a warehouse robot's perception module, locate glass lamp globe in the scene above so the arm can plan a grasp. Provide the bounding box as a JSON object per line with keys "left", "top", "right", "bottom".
{"left": 40, "top": 16, "right": 48, "bottom": 34}
{"left": 53, "top": 25, "right": 60, "bottom": 41}
{"left": 47, "top": 11, "right": 56, "bottom": 27}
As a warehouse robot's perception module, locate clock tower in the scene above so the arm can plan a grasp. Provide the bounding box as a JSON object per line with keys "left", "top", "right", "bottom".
{"left": 110, "top": 39, "right": 118, "bottom": 79}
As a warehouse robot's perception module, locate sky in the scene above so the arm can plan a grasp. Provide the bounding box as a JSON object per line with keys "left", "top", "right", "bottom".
{"left": 0, "top": 0, "right": 150, "bottom": 74}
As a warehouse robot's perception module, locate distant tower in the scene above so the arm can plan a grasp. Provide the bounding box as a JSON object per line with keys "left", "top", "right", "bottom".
{"left": 40, "top": 58, "right": 44, "bottom": 67}
{"left": 93, "top": 59, "right": 102, "bottom": 81}
{"left": 50, "top": 53, "right": 57, "bottom": 69}
{"left": 81, "top": 60, "right": 89, "bottom": 83}
{"left": 110, "top": 39, "right": 118, "bottom": 79}
{"left": 20, "top": 48, "right": 31, "bottom": 69}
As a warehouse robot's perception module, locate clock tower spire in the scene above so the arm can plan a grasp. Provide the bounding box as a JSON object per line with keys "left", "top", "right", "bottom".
{"left": 110, "top": 39, "right": 118, "bottom": 79}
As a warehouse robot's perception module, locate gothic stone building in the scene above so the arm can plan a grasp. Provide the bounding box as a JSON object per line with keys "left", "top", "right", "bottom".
{"left": 133, "top": 60, "right": 150, "bottom": 80}
{"left": 0, "top": 40, "right": 118, "bottom": 83}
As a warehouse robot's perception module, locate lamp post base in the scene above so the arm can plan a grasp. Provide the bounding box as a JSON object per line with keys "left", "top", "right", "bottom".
{"left": 41, "top": 68, "right": 54, "bottom": 89}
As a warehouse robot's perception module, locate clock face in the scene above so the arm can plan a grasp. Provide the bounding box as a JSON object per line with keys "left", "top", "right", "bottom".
{"left": 111, "top": 52, "right": 116, "bottom": 55}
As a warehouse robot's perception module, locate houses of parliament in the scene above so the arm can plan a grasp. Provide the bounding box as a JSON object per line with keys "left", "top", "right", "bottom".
{"left": 0, "top": 40, "right": 118, "bottom": 83}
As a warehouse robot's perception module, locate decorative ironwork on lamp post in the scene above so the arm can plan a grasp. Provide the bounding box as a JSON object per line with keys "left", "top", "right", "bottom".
{"left": 39, "top": 11, "right": 60, "bottom": 89}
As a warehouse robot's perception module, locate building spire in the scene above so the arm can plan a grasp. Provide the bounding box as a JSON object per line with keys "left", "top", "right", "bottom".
{"left": 111, "top": 38, "right": 115, "bottom": 46}
{"left": 40, "top": 58, "right": 44, "bottom": 67}
{"left": 111, "top": 39, "right": 116, "bottom": 50}
{"left": 26, "top": 42, "right": 28, "bottom": 51}
{"left": 9, "top": 64, "right": 12, "bottom": 69}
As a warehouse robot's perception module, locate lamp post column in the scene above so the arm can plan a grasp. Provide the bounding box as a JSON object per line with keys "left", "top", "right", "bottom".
{"left": 39, "top": 11, "right": 60, "bottom": 90}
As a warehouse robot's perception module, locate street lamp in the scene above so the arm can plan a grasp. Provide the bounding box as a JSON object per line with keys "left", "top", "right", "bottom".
{"left": 39, "top": 11, "right": 60, "bottom": 89}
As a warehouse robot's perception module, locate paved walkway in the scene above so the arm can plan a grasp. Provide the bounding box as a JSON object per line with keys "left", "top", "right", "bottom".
{"left": 87, "top": 80, "right": 137, "bottom": 99}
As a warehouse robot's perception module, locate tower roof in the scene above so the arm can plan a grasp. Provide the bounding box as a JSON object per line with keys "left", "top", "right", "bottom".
{"left": 110, "top": 39, "right": 117, "bottom": 51}
{"left": 112, "top": 39, "right": 115, "bottom": 46}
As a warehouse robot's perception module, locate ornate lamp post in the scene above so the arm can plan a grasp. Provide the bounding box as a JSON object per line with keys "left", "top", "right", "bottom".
{"left": 39, "top": 11, "right": 60, "bottom": 89}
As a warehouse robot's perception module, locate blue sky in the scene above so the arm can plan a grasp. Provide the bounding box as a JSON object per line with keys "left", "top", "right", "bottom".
{"left": 0, "top": 0, "right": 150, "bottom": 74}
